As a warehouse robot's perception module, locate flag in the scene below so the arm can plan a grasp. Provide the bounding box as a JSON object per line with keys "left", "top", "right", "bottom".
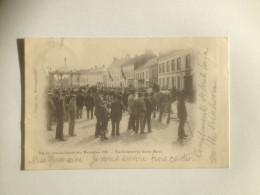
{"left": 108, "top": 70, "right": 113, "bottom": 81}
{"left": 120, "top": 66, "right": 126, "bottom": 80}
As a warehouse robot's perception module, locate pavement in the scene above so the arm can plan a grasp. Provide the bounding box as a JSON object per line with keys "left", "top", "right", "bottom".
{"left": 47, "top": 102, "right": 195, "bottom": 150}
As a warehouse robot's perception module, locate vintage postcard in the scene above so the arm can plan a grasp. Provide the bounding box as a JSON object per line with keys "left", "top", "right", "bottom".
{"left": 23, "top": 37, "right": 229, "bottom": 170}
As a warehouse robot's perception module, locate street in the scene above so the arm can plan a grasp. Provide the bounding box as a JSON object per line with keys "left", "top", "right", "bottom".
{"left": 47, "top": 102, "right": 195, "bottom": 150}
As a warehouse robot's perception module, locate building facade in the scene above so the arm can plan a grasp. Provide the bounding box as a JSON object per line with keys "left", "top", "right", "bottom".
{"left": 158, "top": 49, "right": 194, "bottom": 91}
{"left": 73, "top": 66, "right": 107, "bottom": 87}
{"left": 121, "top": 63, "right": 134, "bottom": 87}
{"left": 107, "top": 56, "right": 131, "bottom": 87}
{"left": 134, "top": 65, "right": 149, "bottom": 88}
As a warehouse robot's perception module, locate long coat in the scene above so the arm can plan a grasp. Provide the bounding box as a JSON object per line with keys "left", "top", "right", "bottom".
{"left": 110, "top": 101, "right": 124, "bottom": 121}
{"left": 68, "top": 99, "right": 76, "bottom": 118}
{"left": 134, "top": 97, "right": 146, "bottom": 117}
{"left": 128, "top": 94, "right": 135, "bottom": 114}
{"left": 76, "top": 94, "right": 85, "bottom": 108}
{"left": 177, "top": 100, "right": 187, "bottom": 121}
{"left": 85, "top": 94, "right": 95, "bottom": 108}
{"left": 144, "top": 97, "right": 153, "bottom": 115}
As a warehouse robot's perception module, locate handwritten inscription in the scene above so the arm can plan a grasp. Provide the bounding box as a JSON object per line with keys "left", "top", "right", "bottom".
{"left": 195, "top": 56, "right": 217, "bottom": 163}
{"left": 27, "top": 150, "right": 192, "bottom": 168}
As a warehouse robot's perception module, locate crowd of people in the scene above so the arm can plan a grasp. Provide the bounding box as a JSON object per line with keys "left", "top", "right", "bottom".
{"left": 46, "top": 85, "right": 189, "bottom": 142}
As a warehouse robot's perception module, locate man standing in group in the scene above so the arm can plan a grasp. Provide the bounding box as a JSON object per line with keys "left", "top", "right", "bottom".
{"left": 110, "top": 95, "right": 125, "bottom": 136}
{"left": 177, "top": 93, "right": 188, "bottom": 140}
{"left": 135, "top": 92, "right": 146, "bottom": 134}
{"left": 47, "top": 91, "right": 55, "bottom": 131}
{"left": 85, "top": 90, "right": 95, "bottom": 120}
{"left": 55, "top": 91, "right": 66, "bottom": 141}
{"left": 64, "top": 91, "right": 71, "bottom": 121}
{"left": 76, "top": 89, "right": 85, "bottom": 119}
{"left": 68, "top": 94, "right": 77, "bottom": 136}
{"left": 94, "top": 90, "right": 103, "bottom": 138}
{"left": 127, "top": 89, "right": 135, "bottom": 131}
{"left": 99, "top": 103, "right": 109, "bottom": 141}
{"left": 144, "top": 92, "right": 153, "bottom": 133}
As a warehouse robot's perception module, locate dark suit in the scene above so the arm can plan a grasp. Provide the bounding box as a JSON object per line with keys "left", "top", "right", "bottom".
{"left": 68, "top": 99, "right": 76, "bottom": 135}
{"left": 144, "top": 97, "right": 153, "bottom": 132}
{"left": 110, "top": 100, "right": 124, "bottom": 135}
{"left": 85, "top": 94, "right": 95, "bottom": 119}
{"left": 177, "top": 100, "right": 187, "bottom": 138}
{"left": 76, "top": 93, "right": 85, "bottom": 119}
{"left": 55, "top": 98, "right": 65, "bottom": 140}
{"left": 135, "top": 97, "right": 146, "bottom": 133}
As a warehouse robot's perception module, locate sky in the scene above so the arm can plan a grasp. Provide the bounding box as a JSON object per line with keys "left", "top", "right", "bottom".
{"left": 39, "top": 38, "right": 194, "bottom": 71}
{"left": 27, "top": 37, "right": 224, "bottom": 73}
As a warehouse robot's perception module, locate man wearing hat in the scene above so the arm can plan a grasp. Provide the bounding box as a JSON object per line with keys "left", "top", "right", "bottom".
{"left": 177, "top": 93, "right": 188, "bottom": 139}
{"left": 110, "top": 95, "right": 125, "bottom": 136}
{"left": 85, "top": 90, "right": 95, "bottom": 120}
{"left": 94, "top": 90, "right": 103, "bottom": 138}
{"left": 68, "top": 94, "right": 77, "bottom": 136}
{"left": 64, "top": 91, "right": 71, "bottom": 121}
{"left": 76, "top": 89, "right": 85, "bottom": 119}
{"left": 127, "top": 89, "right": 136, "bottom": 131}
{"left": 135, "top": 92, "right": 146, "bottom": 134}
{"left": 144, "top": 92, "right": 153, "bottom": 133}
{"left": 46, "top": 91, "right": 55, "bottom": 131}
{"left": 55, "top": 91, "right": 66, "bottom": 141}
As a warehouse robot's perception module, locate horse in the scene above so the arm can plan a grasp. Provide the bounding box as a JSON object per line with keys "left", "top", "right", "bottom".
{"left": 151, "top": 83, "right": 173, "bottom": 124}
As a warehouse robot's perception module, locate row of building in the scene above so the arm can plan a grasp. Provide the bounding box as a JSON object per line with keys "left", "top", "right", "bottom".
{"left": 49, "top": 49, "right": 195, "bottom": 91}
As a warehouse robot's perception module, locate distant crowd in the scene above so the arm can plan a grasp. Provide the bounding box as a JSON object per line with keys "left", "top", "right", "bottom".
{"left": 46, "top": 85, "right": 191, "bottom": 141}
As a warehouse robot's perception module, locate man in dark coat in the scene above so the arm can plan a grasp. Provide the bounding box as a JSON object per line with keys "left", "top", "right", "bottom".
{"left": 68, "top": 94, "right": 77, "bottom": 136}
{"left": 55, "top": 92, "right": 66, "bottom": 141}
{"left": 52, "top": 90, "right": 60, "bottom": 121}
{"left": 122, "top": 91, "right": 128, "bottom": 110}
{"left": 76, "top": 89, "right": 85, "bottom": 119}
{"left": 64, "top": 92, "right": 71, "bottom": 121}
{"left": 144, "top": 92, "right": 153, "bottom": 133}
{"left": 94, "top": 90, "right": 103, "bottom": 138}
{"left": 85, "top": 91, "right": 95, "bottom": 119}
{"left": 47, "top": 92, "right": 55, "bottom": 131}
{"left": 135, "top": 92, "right": 146, "bottom": 134}
{"left": 110, "top": 95, "right": 125, "bottom": 136}
{"left": 177, "top": 94, "right": 188, "bottom": 139}
{"left": 127, "top": 89, "right": 135, "bottom": 131}
{"left": 99, "top": 104, "right": 109, "bottom": 141}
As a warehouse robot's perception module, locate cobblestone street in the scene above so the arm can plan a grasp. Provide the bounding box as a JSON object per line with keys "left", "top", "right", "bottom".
{"left": 47, "top": 102, "right": 195, "bottom": 151}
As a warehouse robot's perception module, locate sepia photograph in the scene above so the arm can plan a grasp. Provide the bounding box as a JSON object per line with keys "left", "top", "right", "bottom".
{"left": 23, "top": 37, "right": 229, "bottom": 170}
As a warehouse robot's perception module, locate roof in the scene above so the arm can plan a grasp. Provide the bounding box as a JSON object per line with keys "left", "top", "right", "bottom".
{"left": 135, "top": 64, "right": 146, "bottom": 71}
{"left": 158, "top": 49, "right": 190, "bottom": 60}
{"left": 144, "top": 57, "right": 158, "bottom": 68}
{"left": 56, "top": 64, "right": 69, "bottom": 72}
{"left": 158, "top": 49, "right": 184, "bottom": 60}
{"left": 109, "top": 56, "right": 131, "bottom": 68}
{"left": 88, "top": 66, "right": 106, "bottom": 74}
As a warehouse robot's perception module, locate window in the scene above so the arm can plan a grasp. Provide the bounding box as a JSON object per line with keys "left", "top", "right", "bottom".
{"left": 167, "top": 77, "right": 169, "bottom": 87}
{"left": 172, "top": 77, "right": 175, "bottom": 88}
{"left": 163, "top": 78, "right": 165, "bottom": 86}
{"left": 177, "top": 58, "right": 181, "bottom": 70}
{"left": 171, "top": 60, "right": 175, "bottom": 71}
{"left": 177, "top": 76, "right": 181, "bottom": 89}
{"left": 159, "top": 64, "right": 161, "bottom": 73}
{"left": 159, "top": 78, "right": 161, "bottom": 86}
{"left": 186, "top": 55, "right": 190, "bottom": 69}
{"left": 167, "top": 61, "right": 170, "bottom": 72}
{"left": 162, "top": 63, "right": 165, "bottom": 73}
